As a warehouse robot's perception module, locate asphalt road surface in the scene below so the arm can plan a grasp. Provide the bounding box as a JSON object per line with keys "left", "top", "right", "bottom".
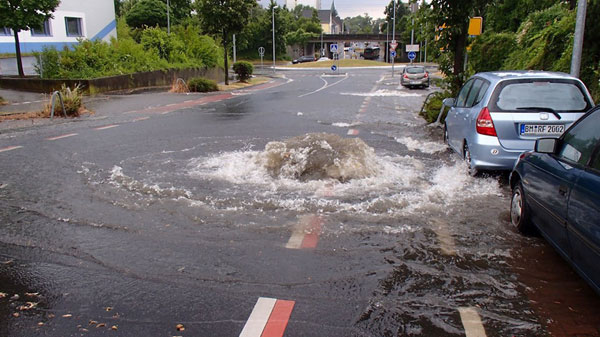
{"left": 0, "top": 68, "right": 599, "bottom": 337}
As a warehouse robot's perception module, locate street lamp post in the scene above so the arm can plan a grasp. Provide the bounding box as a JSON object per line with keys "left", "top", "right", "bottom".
{"left": 272, "top": 5, "right": 278, "bottom": 73}
{"left": 167, "top": 0, "right": 170, "bottom": 34}
{"left": 392, "top": 0, "right": 396, "bottom": 77}
{"left": 381, "top": 22, "right": 389, "bottom": 63}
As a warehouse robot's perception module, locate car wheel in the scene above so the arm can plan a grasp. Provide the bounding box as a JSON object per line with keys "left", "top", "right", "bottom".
{"left": 463, "top": 143, "right": 479, "bottom": 176}
{"left": 510, "top": 182, "right": 534, "bottom": 234}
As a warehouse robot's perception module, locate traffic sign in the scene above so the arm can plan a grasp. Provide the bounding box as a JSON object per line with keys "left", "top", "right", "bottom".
{"left": 331, "top": 65, "right": 337, "bottom": 71}
{"left": 258, "top": 47, "right": 265, "bottom": 57}
{"left": 390, "top": 42, "right": 398, "bottom": 50}
{"left": 330, "top": 44, "right": 338, "bottom": 53}
{"left": 406, "top": 44, "right": 420, "bottom": 52}
{"left": 408, "top": 51, "right": 416, "bottom": 60}
{"left": 390, "top": 50, "right": 396, "bottom": 58}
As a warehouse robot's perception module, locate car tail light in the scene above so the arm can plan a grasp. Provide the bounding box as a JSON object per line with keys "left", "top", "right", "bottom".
{"left": 424, "top": 72, "right": 429, "bottom": 78}
{"left": 476, "top": 107, "right": 497, "bottom": 136}
{"left": 403, "top": 74, "right": 409, "bottom": 79}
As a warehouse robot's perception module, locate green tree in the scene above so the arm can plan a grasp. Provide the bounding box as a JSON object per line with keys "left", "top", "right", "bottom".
{"left": 429, "top": 0, "right": 491, "bottom": 92}
{"left": 0, "top": 0, "right": 60, "bottom": 77}
{"left": 486, "top": 0, "right": 561, "bottom": 32}
{"left": 196, "top": 0, "right": 257, "bottom": 85}
{"left": 125, "top": 0, "right": 168, "bottom": 28}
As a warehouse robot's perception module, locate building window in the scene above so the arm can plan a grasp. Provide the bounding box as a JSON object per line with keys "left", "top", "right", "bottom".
{"left": 0, "top": 27, "right": 13, "bottom": 36}
{"left": 65, "top": 17, "right": 83, "bottom": 37}
{"left": 31, "top": 19, "right": 51, "bottom": 36}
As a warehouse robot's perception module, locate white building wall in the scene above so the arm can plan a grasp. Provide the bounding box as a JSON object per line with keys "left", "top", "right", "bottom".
{"left": 286, "top": 0, "right": 321, "bottom": 9}
{"left": 0, "top": 0, "right": 116, "bottom": 53}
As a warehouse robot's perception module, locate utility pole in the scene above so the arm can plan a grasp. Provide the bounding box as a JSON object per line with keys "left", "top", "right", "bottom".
{"left": 392, "top": 0, "right": 396, "bottom": 77}
{"left": 233, "top": 34, "right": 237, "bottom": 63}
{"left": 570, "top": 0, "right": 587, "bottom": 77}
{"left": 167, "top": 0, "right": 170, "bottom": 34}
{"left": 272, "top": 5, "right": 278, "bottom": 73}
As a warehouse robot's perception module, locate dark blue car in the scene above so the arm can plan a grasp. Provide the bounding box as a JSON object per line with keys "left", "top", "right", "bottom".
{"left": 509, "top": 105, "right": 600, "bottom": 295}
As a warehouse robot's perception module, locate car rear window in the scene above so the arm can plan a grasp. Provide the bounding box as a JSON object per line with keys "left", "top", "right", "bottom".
{"left": 406, "top": 67, "right": 425, "bottom": 74}
{"left": 490, "top": 80, "right": 590, "bottom": 112}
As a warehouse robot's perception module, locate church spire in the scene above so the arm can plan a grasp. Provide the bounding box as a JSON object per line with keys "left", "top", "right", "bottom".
{"left": 330, "top": 0, "right": 338, "bottom": 17}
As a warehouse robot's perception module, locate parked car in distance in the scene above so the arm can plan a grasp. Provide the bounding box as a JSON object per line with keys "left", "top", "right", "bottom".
{"left": 509, "top": 105, "right": 600, "bottom": 295}
{"left": 443, "top": 71, "right": 594, "bottom": 176}
{"left": 400, "top": 66, "right": 430, "bottom": 89}
{"left": 292, "top": 55, "right": 315, "bottom": 64}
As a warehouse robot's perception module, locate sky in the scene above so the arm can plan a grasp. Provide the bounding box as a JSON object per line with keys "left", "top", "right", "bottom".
{"left": 259, "top": 0, "right": 405, "bottom": 19}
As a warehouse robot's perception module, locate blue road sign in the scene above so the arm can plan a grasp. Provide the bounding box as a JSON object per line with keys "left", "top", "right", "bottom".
{"left": 330, "top": 44, "right": 338, "bottom": 53}
{"left": 390, "top": 50, "right": 397, "bottom": 57}
{"left": 408, "top": 51, "right": 416, "bottom": 60}
{"left": 331, "top": 65, "right": 337, "bottom": 71}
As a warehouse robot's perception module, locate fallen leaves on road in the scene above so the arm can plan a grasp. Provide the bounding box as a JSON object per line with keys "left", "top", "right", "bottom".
{"left": 0, "top": 292, "right": 7, "bottom": 298}
{"left": 17, "top": 302, "right": 38, "bottom": 311}
{"left": 62, "top": 314, "right": 72, "bottom": 318}
{"left": 176, "top": 323, "right": 185, "bottom": 331}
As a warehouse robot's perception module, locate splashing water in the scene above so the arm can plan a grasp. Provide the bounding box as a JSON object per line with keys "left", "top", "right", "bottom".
{"left": 258, "top": 133, "right": 380, "bottom": 182}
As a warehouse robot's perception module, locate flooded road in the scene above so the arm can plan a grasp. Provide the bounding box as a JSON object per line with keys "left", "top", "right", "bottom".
{"left": 0, "top": 69, "right": 598, "bottom": 336}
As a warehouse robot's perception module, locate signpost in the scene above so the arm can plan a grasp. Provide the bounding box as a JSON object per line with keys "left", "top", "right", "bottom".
{"left": 330, "top": 44, "right": 340, "bottom": 74}
{"left": 258, "top": 47, "right": 265, "bottom": 70}
{"left": 408, "top": 51, "right": 416, "bottom": 63}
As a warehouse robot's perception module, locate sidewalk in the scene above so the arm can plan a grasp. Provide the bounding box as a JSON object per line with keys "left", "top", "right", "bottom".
{"left": 0, "top": 88, "right": 48, "bottom": 115}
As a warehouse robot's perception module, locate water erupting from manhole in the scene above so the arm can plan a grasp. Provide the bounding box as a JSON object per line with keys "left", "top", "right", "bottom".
{"left": 258, "top": 133, "right": 380, "bottom": 182}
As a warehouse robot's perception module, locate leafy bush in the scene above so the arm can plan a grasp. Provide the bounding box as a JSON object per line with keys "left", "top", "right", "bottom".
{"left": 504, "top": 4, "right": 574, "bottom": 72}
{"left": 469, "top": 32, "right": 517, "bottom": 73}
{"left": 187, "top": 77, "right": 218, "bottom": 92}
{"left": 140, "top": 26, "right": 173, "bottom": 60}
{"left": 34, "top": 21, "right": 224, "bottom": 79}
{"left": 44, "top": 84, "right": 84, "bottom": 117}
{"left": 0, "top": 96, "right": 6, "bottom": 105}
{"left": 232, "top": 61, "right": 253, "bottom": 82}
{"left": 419, "top": 91, "right": 453, "bottom": 124}
{"left": 34, "top": 47, "right": 61, "bottom": 78}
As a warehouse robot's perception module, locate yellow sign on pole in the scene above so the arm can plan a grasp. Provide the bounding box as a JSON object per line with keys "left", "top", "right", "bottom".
{"left": 468, "top": 17, "right": 483, "bottom": 36}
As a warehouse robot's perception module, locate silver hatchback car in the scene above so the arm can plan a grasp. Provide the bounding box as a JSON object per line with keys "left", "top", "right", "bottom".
{"left": 443, "top": 71, "right": 594, "bottom": 175}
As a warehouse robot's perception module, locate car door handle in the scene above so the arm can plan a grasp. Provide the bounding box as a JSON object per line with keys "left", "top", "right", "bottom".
{"left": 559, "top": 185, "right": 568, "bottom": 197}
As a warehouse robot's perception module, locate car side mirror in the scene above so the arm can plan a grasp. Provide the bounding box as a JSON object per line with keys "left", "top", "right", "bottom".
{"left": 442, "top": 98, "right": 455, "bottom": 107}
{"left": 535, "top": 138, "right": 558, "bottom": 154}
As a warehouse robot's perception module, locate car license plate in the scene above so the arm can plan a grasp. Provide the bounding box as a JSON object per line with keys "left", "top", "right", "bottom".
{"left": 410, "top": 80, "right": 420, "bottom": 84}
{"left": 520, "top": 124, "right": 564, "bottom": 136}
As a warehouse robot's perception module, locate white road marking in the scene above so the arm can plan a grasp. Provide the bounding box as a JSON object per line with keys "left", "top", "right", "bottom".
{"left": 431, "top": 218, "right": 456, "bottom": 255}
{"left": 46, "top": 133, "right": 78, "bottom": 141}
{"left": 239, "top": 297, "right": 277, "bottom": 337}
{"left": 0, "top": 146, "right": 23, "bottom": 153}
{"left": 459, "top": 307, "right": 487, "bottom": 337}
{"left": 133, "top": 117, "right": 149, "bottom": 122}
{"left": 298, "top": 74, "right": 348, "bottom": 98}
{"left": 94, "top": 124, "right": 119, "bottom": 130}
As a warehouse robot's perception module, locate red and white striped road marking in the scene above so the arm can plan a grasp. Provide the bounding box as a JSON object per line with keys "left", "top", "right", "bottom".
{"left": 94, "top": 124, "right": 119, "bottom": 131}
{"left": 286, "top": 215, "right": 323, "bottom": 249}
{"left": 46, "top": 133, "right": 78, "bottom": 141}
{"left": 239, "top": 297, "right": 295, "bottom": 337}
{"left": 459, "top": 307, "right": 487, "bottom": 337}
{"left": 347, "top": 129, "right": 359, "bottom": 136}
{"left": 0, "top": 145, "right": 23, "bottom": 153}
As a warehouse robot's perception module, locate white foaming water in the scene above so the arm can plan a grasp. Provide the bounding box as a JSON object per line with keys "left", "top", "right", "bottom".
{"left": 187, "top": 134, "right": 501, "bottom": 215}
{"left": 340, "top": 90, "right": 422, "bottom": 97}
{"left": 395, "top": 137, "right": 447, "bottom": 154}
